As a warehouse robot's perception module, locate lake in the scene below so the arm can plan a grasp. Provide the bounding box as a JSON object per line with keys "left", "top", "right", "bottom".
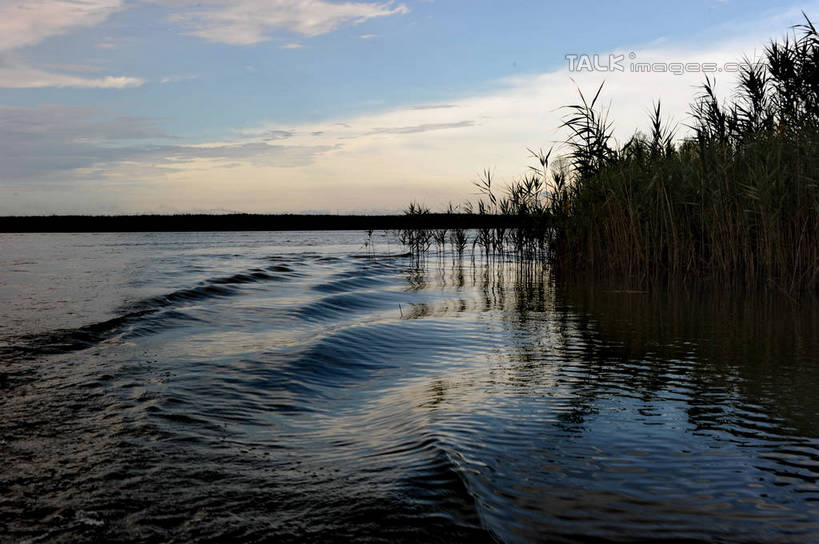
{"left": 1, "top": 231, "right": 817, "bottom": 543}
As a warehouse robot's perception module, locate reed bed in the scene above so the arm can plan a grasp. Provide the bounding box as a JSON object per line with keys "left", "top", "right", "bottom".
{"left": 401, "top": 15, "right": 819, "bottom": 293}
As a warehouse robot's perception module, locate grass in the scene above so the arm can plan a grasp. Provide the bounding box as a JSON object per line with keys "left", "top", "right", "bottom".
{"left": 401, "top": 14, "right": 819, "bottom": 293}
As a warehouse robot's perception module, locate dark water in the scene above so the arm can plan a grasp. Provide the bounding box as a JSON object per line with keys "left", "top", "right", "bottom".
{"left": 1, "top": 232, "right": 817, "bottom": 543}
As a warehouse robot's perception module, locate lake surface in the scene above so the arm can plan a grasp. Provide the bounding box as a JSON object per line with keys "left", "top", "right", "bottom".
{"left": 1, "top": 231, "right": 817, "bottom": 543}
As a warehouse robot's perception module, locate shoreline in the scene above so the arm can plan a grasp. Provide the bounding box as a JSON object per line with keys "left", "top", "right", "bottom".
{"left": 0, "top": 213, "right": 534, "bottom": 233}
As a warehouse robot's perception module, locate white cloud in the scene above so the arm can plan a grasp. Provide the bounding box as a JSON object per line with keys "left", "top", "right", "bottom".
{"left": 3, "top": 5, "right": 816, "bottom": 214}
{"left": 0, "top": 105, "right": 331, "bottom": 183}
{"left": 0, "top": 0, "right": 123, "bottom": 51}
{"left": 161, "top": 0, "right": 408, "bottom": 45}
{"left": 201, "top": 15, "right": 802, "bottom": 212}
{"left": 0, "top": 62, "right": 143, "bottom": 88}
{"left": 1, "top": 17, "right": 799, "bottom": 214}
{"left": 360, "top": 120, "right": 475, "bottom": 136}
{"left": 160, "top": 74, "right": 199, "bottom": 84}
{"left": 410, "top": 104, "right": 458, "bottom": 110}
{"left": 40, "top": 63, "right": 105, "bottom": 73}
{"left": 263, "top": 130, "right": 295, "bottom": 140}
{"left": 0, "top": 0, "right": 142, "bottom": 88}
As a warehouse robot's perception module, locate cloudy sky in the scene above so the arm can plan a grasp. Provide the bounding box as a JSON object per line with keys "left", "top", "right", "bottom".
{"left": 0, "top": 0, "right": 816, "bottom": 214}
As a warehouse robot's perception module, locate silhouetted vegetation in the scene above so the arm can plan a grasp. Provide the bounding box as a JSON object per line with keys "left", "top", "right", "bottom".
{"left": 4, "top": 18, "right": 816, "bottom": 293}
{"left": 401, "top": 14, "right": 819, "bottom": 293}
{"left": 0, "top": 213, "right": 526, "bottom": 233}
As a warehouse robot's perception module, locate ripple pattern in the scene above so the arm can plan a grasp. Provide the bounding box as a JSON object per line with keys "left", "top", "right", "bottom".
{"left": 1, "top": 232, "right": 817, "bottom": 543}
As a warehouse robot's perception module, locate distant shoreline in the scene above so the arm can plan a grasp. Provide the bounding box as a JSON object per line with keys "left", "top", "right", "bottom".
{"left": 0, "top": 214, "right": 530, "bottom": 233}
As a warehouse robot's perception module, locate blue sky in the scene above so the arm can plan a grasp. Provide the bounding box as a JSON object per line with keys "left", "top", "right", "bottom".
{"left": 0, "top": 1, "right": 815, "bottom": 214}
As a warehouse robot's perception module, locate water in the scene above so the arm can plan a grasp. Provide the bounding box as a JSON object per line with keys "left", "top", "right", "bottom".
{"left": 1, "top": 231, "right": 817, "bottom": 543}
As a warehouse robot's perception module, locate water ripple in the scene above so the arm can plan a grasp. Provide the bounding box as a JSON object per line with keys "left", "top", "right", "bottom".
{"left": 1, "top": 232, "right": 817, "bottom": 543}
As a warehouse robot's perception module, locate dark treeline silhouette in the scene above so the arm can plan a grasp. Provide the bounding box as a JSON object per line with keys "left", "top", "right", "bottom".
{"left": 0, "top": 213, "right": 535, "bottom": 233}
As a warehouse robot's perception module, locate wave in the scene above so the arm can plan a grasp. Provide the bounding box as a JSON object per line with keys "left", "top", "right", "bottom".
{"left": 1, "top": 261, "right": 303, "bottom": 359}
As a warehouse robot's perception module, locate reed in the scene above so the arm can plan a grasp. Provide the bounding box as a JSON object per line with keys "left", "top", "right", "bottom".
{"left": 446, "top": 203, "right": 468, "bottom": 257}
{"left": 402, "top": 14, "right": 818, "bottom": 293}
{"left": 559, "top": 14, "right": 818, "bottom": 292}
{"left": 398, "top": 201, "right": 434, "bottom": 259}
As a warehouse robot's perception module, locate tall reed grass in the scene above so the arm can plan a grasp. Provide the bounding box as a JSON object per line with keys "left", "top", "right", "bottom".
{"left": 402, "top": 14, "right": 818, "bottom": 293}
{"left": 558, "top": 15, "right": 818, "bottom": 292}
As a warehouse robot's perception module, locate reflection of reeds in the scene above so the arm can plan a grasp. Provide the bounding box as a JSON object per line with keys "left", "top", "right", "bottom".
{"left": 450, "top": 228, "right": 468, "bottom": 257}
{"left": 398, "top": 202, "right": 433, "bottom": 261}
{"left": 402, "top": 15, "right": 819, "bottom": 293}
{"left": 555, "top": 274, "right": 819, "bottom": 434}
{"left": 444, "top": 202, "right": 468, "bottom": 257}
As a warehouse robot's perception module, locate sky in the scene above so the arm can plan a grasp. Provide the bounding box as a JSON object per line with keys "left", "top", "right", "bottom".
{"left": 0, "top": 0, "right": 816, "bottom": 215}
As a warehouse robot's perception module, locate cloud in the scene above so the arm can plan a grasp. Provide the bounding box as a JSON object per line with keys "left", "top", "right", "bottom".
{"left": 0, "top": 105, "right": 166, "bottom": 179}
{"left": 0, "top": 61, "right": 143, "bottom": 88}
{"left": 0, "top": 0, "right": 123, "bottom": 51}
{"left": 0, "top": 105, "right": 333, "bottom": 184}
{"left": 233, "top": 127, "right": 294, "bottom": 139}
{"left": 242, "top": 119, "right": 474, "bottom": 141}
{"left": 0, "top": 1, "right": 142, "bottom": 88}
{"left": 264, "top": 130, "right": 294, "bottom": 140}
{"left": 160, "top": 0, "right": 409, "bottom": 45}
{"left": 147, "top": 141, "right": 335, "bottom": 166}
{"left": 40, "top": 63, "right": 105, "bottom": 73}
{"left": 4, "top": 5, "right": 816, "bottom": 214}
{"left": 281, "top": 42, "right": 304, "bottom": 49}
{"left": 0, "top": 105, "right": 168, "bottom": 141}
{"left": 160, "top": 74, "right": 199, "bottom": 84}
{"left": 410, "top": 104, "right": 458, "bottom": 110}
{"left": 214, "top": 12, "right": 810, "bottom": 213}
{"left": 364, "top": 120, "right": 475, "bottom": 136}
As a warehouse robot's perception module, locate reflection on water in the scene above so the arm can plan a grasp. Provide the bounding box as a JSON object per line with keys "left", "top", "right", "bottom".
{"left": 0, "top": 232, "right": 817, "bottom": 543}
